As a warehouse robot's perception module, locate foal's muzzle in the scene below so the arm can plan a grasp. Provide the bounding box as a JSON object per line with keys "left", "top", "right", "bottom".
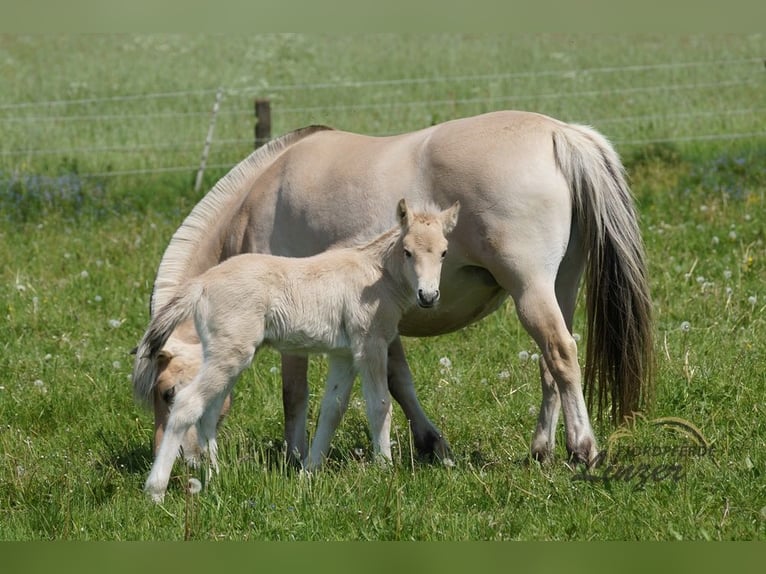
{"left": 417, "top": 289, "right": 440, "bottom": 308}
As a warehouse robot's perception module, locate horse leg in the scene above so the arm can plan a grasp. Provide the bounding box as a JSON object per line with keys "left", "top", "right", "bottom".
{"left": 281, "top": 354, "right": 310, "bottom": 463}
{"left": 387, "top": 337, "right": 453, "bottom": 464}
{"left": 530, "top": 357, "right": 561, "bottom": 462}
{"left": 145, "top": 344, "right": 255, "bottom": 502}
{"left": 303, "top": 355, "right": 356, "bottom": 471}
{"left": 513, "top": 283, "right": 598, "bottom": 464}
{"left": 145, "top": 371, "right": 215, "bottom": 502}
{"left": 531, "top": 243, "right": 583, "bottom": 462}
{"left": 357, "top": 345, "right": 393, "bottom": 465}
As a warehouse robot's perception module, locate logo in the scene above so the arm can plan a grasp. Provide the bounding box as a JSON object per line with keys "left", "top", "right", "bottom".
{"left": 572, "top": 416, "right": 713, "bottom": 491}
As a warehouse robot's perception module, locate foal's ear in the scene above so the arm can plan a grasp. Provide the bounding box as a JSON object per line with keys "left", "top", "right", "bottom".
{"left": 397, "top": 198, "right": 411, "bottom": 227}
{"left": 441, "top": 200, "right": 461, "bottom": 234}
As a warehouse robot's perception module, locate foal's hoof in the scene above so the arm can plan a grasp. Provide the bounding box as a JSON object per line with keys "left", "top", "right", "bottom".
{"left": 145, "top": 487, "right": 166, "bottom": 504}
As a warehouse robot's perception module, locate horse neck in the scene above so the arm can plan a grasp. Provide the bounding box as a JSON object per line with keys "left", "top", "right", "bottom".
{"left": 359, "top": 227, "right": 413, "bottom": 305}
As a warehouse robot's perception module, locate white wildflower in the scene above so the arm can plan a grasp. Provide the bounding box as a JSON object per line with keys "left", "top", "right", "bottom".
{"left": 518, "top": 351, "right": 529, "bottom": 362}
{"left": 728, "top": 230, "right": 737, "bottom": 240}
{"left": 748, "top": 295, "right": 757, "bottom": 306}
{"left": 80, "top": 270, "right": 89, "bottom": 279}
{"left": 723, "top": 270, "right": 732, "bottom": 280}
{"left": 108, "top": 319, "right": 122, "bottom": 328}
{"left": 498, "top": 370, "right": 511, "bottom": 380}
{"left": 711, "top": 236, "right": 719, "bottom": 245}
{"left": 680, "top": 321, "right": 691, "bottom": 333}
{"left": 439, "top": 356, "right": 452, "bottom": 369}
{"left": 187, "top": 477, "right": 202, "bottom": 495}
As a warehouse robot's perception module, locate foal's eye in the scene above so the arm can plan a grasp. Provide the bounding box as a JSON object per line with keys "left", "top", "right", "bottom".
{"left": 441, "top": 250, "right": 448, "bottom": 259}
{"left": 404, "top": 249, "right": 412, "bottom": 258}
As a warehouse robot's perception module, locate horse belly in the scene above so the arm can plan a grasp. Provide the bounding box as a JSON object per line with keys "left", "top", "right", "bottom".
{"left": 399, "top": 265, "right": 508, "bottom": 336}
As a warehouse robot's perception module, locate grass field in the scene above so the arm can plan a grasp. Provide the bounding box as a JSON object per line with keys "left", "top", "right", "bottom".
{"left": 0, "top": 34, "right": 764, "bottom": 540}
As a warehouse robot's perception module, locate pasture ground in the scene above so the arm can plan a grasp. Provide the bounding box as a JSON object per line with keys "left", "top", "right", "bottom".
{"left": 0, "top": 35, "right": 764, "bottom": 540}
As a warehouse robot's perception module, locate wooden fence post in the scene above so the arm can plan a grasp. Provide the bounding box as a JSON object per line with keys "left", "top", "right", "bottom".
{"left": 255, "top": 98, "right": 271, "bottom": 148}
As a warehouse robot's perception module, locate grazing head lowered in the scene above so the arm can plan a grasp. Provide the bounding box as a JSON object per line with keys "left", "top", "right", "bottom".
{"left": 134, "top": 199, "right": 460, "bottom": 501}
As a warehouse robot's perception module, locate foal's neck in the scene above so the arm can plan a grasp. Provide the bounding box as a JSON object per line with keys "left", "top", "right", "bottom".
{"left": 360, "top": 227, "right": 411, "bottom": 298}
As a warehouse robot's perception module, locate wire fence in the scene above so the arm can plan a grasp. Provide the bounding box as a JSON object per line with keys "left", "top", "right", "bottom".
{"left": 1, "top": 56, "right": 764, "bottom": 182}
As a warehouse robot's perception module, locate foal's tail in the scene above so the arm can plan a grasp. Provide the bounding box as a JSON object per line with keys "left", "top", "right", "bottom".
{"left": 132, "top": 283, "right": 204, "bottom": 407}
{"left": 552, "top": 123, "right": 654, "bottom": 424}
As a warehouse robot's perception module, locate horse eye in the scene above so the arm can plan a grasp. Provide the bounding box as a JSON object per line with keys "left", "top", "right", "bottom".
{"left": 404, "top": 249, "right": 412, "bottom": 258}
{"left": 441, "top": 250, "right": 448, "bottom": 259}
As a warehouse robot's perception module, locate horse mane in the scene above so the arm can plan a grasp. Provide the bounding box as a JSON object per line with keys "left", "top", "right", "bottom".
{"left": 151, "top": 124, "right": 334, "bottom": 314}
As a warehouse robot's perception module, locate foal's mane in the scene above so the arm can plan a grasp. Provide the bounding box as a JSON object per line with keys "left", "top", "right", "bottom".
{"left": 151, "top": 125, "right": 334, "bottom": 314}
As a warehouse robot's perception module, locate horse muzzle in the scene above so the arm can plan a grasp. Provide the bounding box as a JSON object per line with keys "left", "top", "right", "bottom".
{"left": 417, "top": 289, "right": 440, "bottom": 308}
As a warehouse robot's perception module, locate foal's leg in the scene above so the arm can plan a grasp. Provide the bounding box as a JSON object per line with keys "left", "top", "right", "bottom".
{"left": 304, "top": 355, "right": 356, "bottom": 471}
{"left": 357, "top": 344, "right": 393, "bottom": 465}
{"left": 281, "top": 354, "right": 310, "bottom": 463}
{"left": 145, "top": 365, "right": 228, "bottom": 502}
{"left": 387, "top": 337, "right": 453, "bottom": 464}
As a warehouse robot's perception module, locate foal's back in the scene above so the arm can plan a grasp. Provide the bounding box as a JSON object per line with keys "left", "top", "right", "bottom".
{"left": 191, "top": 244, "right": 387, "bottom": 355}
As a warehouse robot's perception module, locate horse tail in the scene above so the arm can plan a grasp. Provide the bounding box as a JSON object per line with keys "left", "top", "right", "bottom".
{"left": 552, "top": 122, "right": 654, "bottom": 424}
{"left": 132, "top": 282, "right": 204, "bottom": 407}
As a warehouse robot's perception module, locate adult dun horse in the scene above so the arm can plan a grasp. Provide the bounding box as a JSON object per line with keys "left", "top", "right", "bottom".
{"left": 141, "top": 110, "right": 653, "bottom": 467}
{"left": 134, "top": 200, "right": 459, "bottom": 502}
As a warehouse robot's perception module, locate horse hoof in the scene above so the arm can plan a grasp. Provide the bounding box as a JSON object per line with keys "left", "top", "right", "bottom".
{"left": 415, "top": 430, "right": 453, "bottom": 464}
{"left": 566, "top": 438, "right": 598, "bottom": 466}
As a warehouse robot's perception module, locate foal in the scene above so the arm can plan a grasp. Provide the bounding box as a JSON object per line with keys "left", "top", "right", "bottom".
{"left": 133, "top": 199, "right": 460, "bottom": 502}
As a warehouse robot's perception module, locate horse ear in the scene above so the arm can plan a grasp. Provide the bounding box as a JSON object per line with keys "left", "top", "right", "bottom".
{"left": 157, "top": 349, "right": 173, "bottom": 371}
{"left": 441, "top": 200, "right": 461, "bottom": 234}
{"left": 397, "top": 198, "right": 410, "bottom": 227}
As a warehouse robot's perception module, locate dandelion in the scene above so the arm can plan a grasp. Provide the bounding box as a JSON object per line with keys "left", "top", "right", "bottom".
{"left": 44, "top": 354, "right": 52, "bottom": 361}
{"left": 696, "top": 276, "right": 705, "bottom": 285}
{"left": 80, "top": 270, "right": 89, "bottom": 279}
{"left": 728, "top": 230, "right": 737, "bottom": 240}
{"left": 498, "top": 370, "right": 511, "bottom": 380}
{"left": 680, "top": 321, "right": 691, "bottom": 333}
{"left": 15, "top": 283, "right": 26, "bottom": 292}
{"left": 530, "top": 353, "right": 540, "bottom": 363}
{"left": 725, "top": 287, "right": 733, "bottom": 296}
{"left": 518, "top": 351, "right": 529, "bottom": 362}
{"left": 112, "top": 361, "right": 121, "bottom": 370}
{"left": 108, "top": 319, "right": 122, "bottom": 328}
{"left": 572, "top": 333, "right": 581, "bottom": 342}
{"left": 94, "top": 295, "right": 103, "bottom": 303}
{"left": 723, "top": 269, "right": 732, "bottom": 280}
{"left": 711, "top": 236, "right": 720, "bottom": 245}
{"left": 187, "top": 477, "right": 202, "bottom": 495}
{"left": 528, "top": 405, "right": 537, "bottom": 416}
{"left": 748, "top": 295, "right": 757, "bottom": 306}
{"left": 439, "top": 356, "right": 452, "bottom": 369}
{"left": 269, "top": 366, "right": 278, "bottom": 375}
{"left": 699, "top": 205, "right": 708, "bottom": 212}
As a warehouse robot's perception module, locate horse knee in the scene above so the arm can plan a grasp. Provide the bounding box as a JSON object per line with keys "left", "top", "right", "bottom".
{"left": 543, "top": 336, "right": 580, "bottom": 385}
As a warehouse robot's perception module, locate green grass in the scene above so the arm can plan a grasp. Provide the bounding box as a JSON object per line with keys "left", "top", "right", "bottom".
{"left": 0, "top": 34, "right": 764, "bottom": 540}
